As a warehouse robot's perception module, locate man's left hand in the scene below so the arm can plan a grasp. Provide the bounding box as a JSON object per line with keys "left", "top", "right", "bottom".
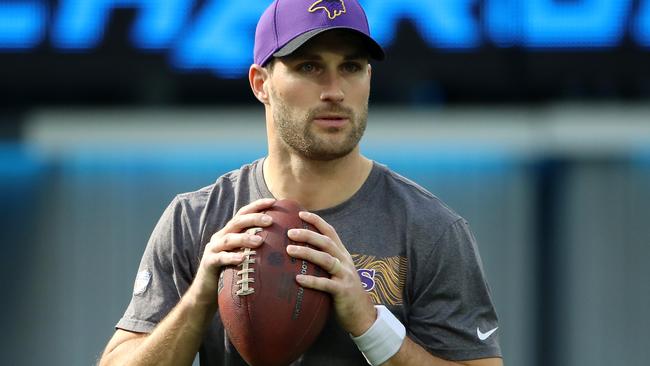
{"left": 286, "top": 211, "right": 376, "bottom": 336}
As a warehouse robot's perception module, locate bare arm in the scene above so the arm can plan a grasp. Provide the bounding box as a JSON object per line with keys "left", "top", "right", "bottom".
{"left": 99, "top": 291, "right": 217, "bottom": 366}
{"left": 98, "top": 198, "right": 277, "bottom": 366}
{"left": 383, "top": 336, "right": 502, "bottom": 366}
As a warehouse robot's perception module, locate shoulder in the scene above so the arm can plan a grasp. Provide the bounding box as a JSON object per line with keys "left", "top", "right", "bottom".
{"left": 173, "top": 160, "right": 259, "bottom": 213}
{"left": 373, "top": 162, "right": 463, "bottom": 229}
{"left": 170, "top": 160, "right": 261, "bottom": 243}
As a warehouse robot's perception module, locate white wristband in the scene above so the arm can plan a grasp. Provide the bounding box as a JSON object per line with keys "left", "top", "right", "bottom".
{"left": 350, "top": 305, "right": 406, "bottom": 366}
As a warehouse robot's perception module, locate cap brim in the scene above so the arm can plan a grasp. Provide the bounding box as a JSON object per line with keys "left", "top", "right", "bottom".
{"left": 272, "top": 27, "right": 385, "bottom": 61}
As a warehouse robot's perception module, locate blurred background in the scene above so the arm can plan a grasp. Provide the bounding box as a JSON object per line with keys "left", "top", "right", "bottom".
{"left": 1, "top": 1, "right": 649, "bottom": 365}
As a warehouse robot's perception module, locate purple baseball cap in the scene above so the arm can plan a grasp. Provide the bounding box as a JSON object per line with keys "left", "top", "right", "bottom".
{"left": 254, "top": 0, "right": 385, "bottom": 66}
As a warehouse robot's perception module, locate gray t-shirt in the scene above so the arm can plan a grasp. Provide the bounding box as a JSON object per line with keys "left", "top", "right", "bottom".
{"left": 117, "top": 159, "right": 501, "bottom": 364}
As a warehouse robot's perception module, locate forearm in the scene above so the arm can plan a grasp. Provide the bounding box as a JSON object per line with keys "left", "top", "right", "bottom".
{"left": 102, "top": 287, "right": 217, "bottom": 366}
{"left": 134, "top": 292, "right": 216, "bottom": 365}
{"left": 382, "top": 337, "right": 450, "bottom": 366}
{"left": 382, "top": 337, "right": 503, "bottom": 366}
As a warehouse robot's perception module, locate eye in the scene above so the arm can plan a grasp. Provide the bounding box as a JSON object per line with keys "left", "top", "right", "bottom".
{"left": 342, "top": 62, "right": 363, "bottom": 73}
{"left": 298, "top": 63, "right": 319, "bottom": 73}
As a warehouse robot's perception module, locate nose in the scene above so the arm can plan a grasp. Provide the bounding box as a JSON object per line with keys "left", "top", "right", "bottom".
{"left": 320, "top": 71, "right": 345, "bottom": 103}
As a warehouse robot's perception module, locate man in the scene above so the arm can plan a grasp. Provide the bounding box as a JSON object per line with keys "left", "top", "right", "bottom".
{"left": 99, "top": 0, "right": 502, "bottom": 365}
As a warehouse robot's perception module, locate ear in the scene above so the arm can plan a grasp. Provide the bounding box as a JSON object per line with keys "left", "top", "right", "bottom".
{"left": 249, "top": 64, "right": 270, "bottom": 104}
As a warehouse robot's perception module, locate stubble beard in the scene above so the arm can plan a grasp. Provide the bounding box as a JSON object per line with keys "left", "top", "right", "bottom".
{"left": 272, "top": 94, "right": 368, "bottom": 162}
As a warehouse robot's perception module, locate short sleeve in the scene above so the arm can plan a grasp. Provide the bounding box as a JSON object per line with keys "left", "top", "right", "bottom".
{"left": 408, "top": 219, "right": 502, "bottom": 361}
{"left": 116, "top": 196, "right": 199, "bottom": 333}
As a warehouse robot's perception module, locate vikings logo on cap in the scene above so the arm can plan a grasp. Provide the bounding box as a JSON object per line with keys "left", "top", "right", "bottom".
{"left": 309, "top": 0, "right": 347, "bottom": 20}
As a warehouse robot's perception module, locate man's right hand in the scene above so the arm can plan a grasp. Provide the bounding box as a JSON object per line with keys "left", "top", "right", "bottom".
{"left": 189, "top": 198, "right": 276, "bottom": 306}
{"left": 99, "top": 198, "right": 276, "bottom": 366}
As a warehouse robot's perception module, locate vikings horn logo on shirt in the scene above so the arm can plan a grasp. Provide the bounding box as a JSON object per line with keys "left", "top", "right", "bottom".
{"left": 309, "top": 0, "right": 347, "bottom": 20}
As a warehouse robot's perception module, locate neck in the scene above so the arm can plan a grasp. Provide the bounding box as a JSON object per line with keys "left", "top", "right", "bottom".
{"left": 263, "top": 148, "right": 373, "bottom": 211}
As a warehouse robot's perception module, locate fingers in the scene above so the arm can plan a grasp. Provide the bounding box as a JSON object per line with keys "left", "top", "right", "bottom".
{"left": 299, "top": 211, "right": 336, "bottom": 236}
{"left": 287, "top": 227, "right": 337, "bottom": 253}
{"left": 191, "top": 199, "right": 275, "bottom": 304}
{"left": 201, "top": 235, "right": 259, "bottom": 276}
{"left": 210, "top": 231, "right": 264, "bottom": 252}
{"left": 298, "top": 211, "right": 344, "bottom": 249}
{"left": 329, "top": 257, "right": 342, "bottom": 275}
{"left": 212, "top": 198, "right": 275, "bottom": 245}
{"left": 295, "top": 273, "right": 337, "bottom": 293}
{"left": 207, "top": 198, "right": 275, "bottom": 254}
{"left": 204, "top": 250, "right": 245, "bottom": 268}
{"left": 201, "top": 198, "right": 274, "bottom": 274}
{"left": 221, "top": 212, "right": 272, "bottom": 236}
{"left": 287, "top": 211, "right": 351, "bottom": 273}
{"left": 287, "top": 212, "right": 377, "bottom": 336}
{"left": 236, "top": 198, "right": 276, "bottom": 216}
{"left": 224, "top": 198, "right": 276, "bottom": 234}
{"left": 287, "top": 245, "right": 343, "bottom": 277}
{"left": 191, "top": 249, "right": 247, "bottom": 304}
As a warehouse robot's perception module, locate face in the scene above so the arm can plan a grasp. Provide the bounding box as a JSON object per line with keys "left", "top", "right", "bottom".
{"left": 265, "top": 30, "right": 371, "bottom": 161}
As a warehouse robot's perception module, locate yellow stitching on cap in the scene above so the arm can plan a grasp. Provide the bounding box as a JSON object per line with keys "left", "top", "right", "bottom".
{"left": 309, "top": 0, "right": 347, "bottom": 20}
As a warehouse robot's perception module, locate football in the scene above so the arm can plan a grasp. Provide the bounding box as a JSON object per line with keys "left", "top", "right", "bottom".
{"left": 218, "top": 199, "right": 332, "bottom": 366}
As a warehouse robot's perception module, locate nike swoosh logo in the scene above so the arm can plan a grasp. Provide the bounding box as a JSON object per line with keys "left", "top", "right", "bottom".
{"left": 477, "top": 326, "right": 498, "bottom": 341}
